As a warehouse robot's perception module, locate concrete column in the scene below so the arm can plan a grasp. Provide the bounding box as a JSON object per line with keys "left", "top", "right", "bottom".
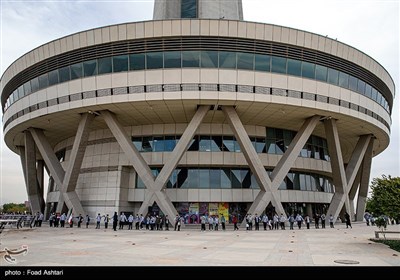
{"left": 29, "top": 128, "right": 65, "bottom": 187}
{"left": 348, "top": 168, "right": 361, "bottom": 220}
{"left": 17, "top": 146, "right": 27, "bottom": 187}
{"left": 270, "top": 115, "right": 320, "bottom": 189}
{"left": 306, "top": 204, "right": 313, "bottom": 218}
{"left": 324, "top": 119, "right": 349, "bottom": 222}
{"left": 356, "top": 137, "right": 374, "bottom": 221}
{"left": 101, "top": 110, "right": 155, "bottom": 187}
{"left": 36, "top": 160, "right": 45, "bottom": 213}
{"left": 141, "top": 105, "right": 210, "bottom": 217}
{"left": 101, "top": 110, "right": 181, "bottom": 219}
{"left": 56, "top": 113, "right": 94, "bottom": 215}
{"left": 24, "top": 131, "right": 43, "bottom": 214}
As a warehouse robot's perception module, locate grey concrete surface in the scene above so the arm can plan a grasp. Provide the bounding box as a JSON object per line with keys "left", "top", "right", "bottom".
{"left": 1, "top": 222, "right": 399, "bottom": 266}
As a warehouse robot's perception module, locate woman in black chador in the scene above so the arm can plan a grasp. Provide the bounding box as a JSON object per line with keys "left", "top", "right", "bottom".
{"left": 112, "top": 212, "right": 118, "bottom": 231}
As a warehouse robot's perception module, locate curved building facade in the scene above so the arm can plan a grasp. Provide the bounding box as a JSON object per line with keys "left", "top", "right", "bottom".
{"left": 1, "top": 0, "right": 395, "bottom": 223}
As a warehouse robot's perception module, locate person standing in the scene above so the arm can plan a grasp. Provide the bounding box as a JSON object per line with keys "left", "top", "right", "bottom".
{"left": 344, "top": 212, "right": 352, "bottom": 229}
{"left": 329, "top": 214, "right": 334, "bottom": 228}
{"left": 305, "top": 215, "right": 310, "bottom": 229}
{"left": 262, "top": 214, "right": 268, "bottom": 230}
{"left": 112, "top": 212, "right": 118, "bottom": 231}
{"left": 60, "top": 213, "right": 66, "bottom": 228}
{"left": 128, "top": 214, "right": 134, "bottom": 230}
{"left": 295, "top": 214, "right": 303, "bottom": 229}
{"left": 165, "top": 215, "right": 170, "bottom": 231}
{"left": 254, "top": 214, "right": 260, "bottom": 230}
{"left": 232, "top": 215, "right": 239, "bottom": 231}
{"left": 174, "top": 214, "right": 180, "bottom": 231}
{"left": 77, "top": 214, "right": 83, "bottom": 228}
{"left": 320, "top": 213, "right": 326, "bottom": 229}
{"left": 220, "top": 215, "right": 226, "bottom": 231}
{"left": 85, "top": 214, "right": 90, "bottom": 228}
{"left": 96, "top": 213, "right": 101, "bottom": 229}
{"left": 288, "top": 214, "right": 294, "bottom": 230}
{"left": 104, "top": 214, "right": 109, "bottom": 229}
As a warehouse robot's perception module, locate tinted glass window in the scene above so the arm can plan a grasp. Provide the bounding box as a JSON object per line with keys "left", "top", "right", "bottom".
{"left": 98, "top": 57, "right": 112, "bottom": 74}
{"left": 113, "top": 55, "right": 128, "bottom": 72}
{"left": 31, "top": 77, "right": 39, "bottom": 92}
{"left": 182, "top": 51, "right": 200, "bottom": 67}
{"left": 254, "top": 54, "right": 270, "bottom": 71}
{"left": 219, "top": 51, "right": 236, "bottom": 68}
{"left": 48, "top": 69, "right": 59, "bottom": 86}
{"left": 315, "top": 65, "right": 327, "bottom": 82}
{"left": 164, "top": 51, "right": 181, "bottom": 68}
{"left": 58, "top": 66, "right": 70, "bottom": 83}
{"left": 287, "top": 59, "right": 301, "bottom": 76}
{"left": 327, "top": 68, "right": 339, "bottom": 85}
{"left": 129, "top": 53, "right": 145, "bottom": 70}
{"left": 147, "top": 52, "right": 163, "bottom": 69}
{"left": 357, "top": 79, "right": 366, "bottom": 95}
{"left": 348, "top": 75, "right": 358, "bottom": 91}
{"left": 38, "top": 73, "right": 49, "bottom": 89}
{"left": 271, "top": 56, "right": 286, "bottom": 74}
{"left": 23, "top": 81, "right": 32, "bottom": 95}
{"left": 181, "top": 0, "right": 197, "bottom": 18}
{"left": 201, "top": 51, "right": 218, "bottom": 68}
{"left": 70, "top": 63, "right": 83, "bottom": 79}
{"left": 338, "top": 72, "right": 349, "bottom": 88}
{"left": 302, "top": 62, "right": 315, "bottom": 79}
{"left": 83, "top": 60, "right": 97, "bottom": 77}
{"left": 237, "top": 52, "right": 254, "bottom": 70}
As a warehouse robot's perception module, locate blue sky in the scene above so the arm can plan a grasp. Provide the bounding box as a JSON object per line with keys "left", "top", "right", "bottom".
{"left": 0, "top": 0, "right": 399, "bottom": 204}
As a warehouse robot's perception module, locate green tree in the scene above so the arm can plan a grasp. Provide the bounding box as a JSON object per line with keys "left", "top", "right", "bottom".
{"left": 2, "top": 203, "right": 29, "bottom": 213}
{"left": 366, "top": 175, "right": 400, "bottom": 222}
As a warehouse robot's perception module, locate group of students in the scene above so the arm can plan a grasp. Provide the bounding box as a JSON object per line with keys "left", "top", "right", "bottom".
{"left": 242, "top": 213, "right": 336, "bottom": 231}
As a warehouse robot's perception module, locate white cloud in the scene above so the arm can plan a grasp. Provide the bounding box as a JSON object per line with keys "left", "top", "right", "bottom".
{"left": 0, "top": 0, "right": 398, "bottom": 204}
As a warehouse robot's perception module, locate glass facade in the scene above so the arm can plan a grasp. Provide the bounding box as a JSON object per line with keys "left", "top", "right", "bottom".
{"left": 4, "top": 50, "right": 390, "bottom": 113}
{"left": 181, "top": 0, "right": 197, "bottom": 18}
{"left": 136, "top": 167, "right": 334, "bottom": 193}
{"left": 131, "top": 129, "right": 330, "bottom": 161}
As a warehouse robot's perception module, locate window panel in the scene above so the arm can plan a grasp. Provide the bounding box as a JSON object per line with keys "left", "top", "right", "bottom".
{"left": 339, "top": 72, "right": 349, "bottom": 88}
{"left": 23, "top": 81, "right": 32, "bottom": 96}
{"left": 164, "top": 136, "right": 176, "bottom": 151}
{"left": 287, "top": 59, "right": 301, "bottom": 76}
{"left": 142, "top": 136, "right": 153, "bottom": 152}
{"left": 327, "top": 68, "right": 339, "bottom": 85}
{"left": 98, "top": 57, "right": 112, "bottom": 74}
{"left": 153, "top": 136, "right": 164, "bottom": 152}
{"left": 315, "top": 65, "right": 327, "bottom": 82}
{"left": 237, "top": 52, "right": 254, "bottom": 70}
{"left": 201, "top": 50, "right": 218, "bottom": 68}
{"left": 147, "top": 52, "right": 163, "bottom": 69}
{"left": 164, "top": 51, "right": 181, "bottom": 68}
{"left": 83, "top": 60, "right": 97, "bottom": 77}
{"left": 58, "top": 66, "right": 71, "bottom": 83}
{"left": 210, "top": 169, "right": 220, "bottom": 189}
{"left": 129, "top": 53, "right": 145, "bottom": 70}
{"left": 181, "top": 0, "right": 197, "bottom": 18}
{"left": 254, "top": 54, "right": 270, "bottom": 71}
{"left": 271, "top": 56, "right": 287, "bottom": 74}
{"left": 357, "top": 79, "right": 366, "bottom": 95}
{"left": 38, "top": 73, "right": 49, "bottom": 89}
{"left": 70, "top": 63, "right": 83, "bottom": 79}
{"left": 31, "top": 77, "right": 39, "bottom": 92}
{"left": 199, "top": 169, "right": 209, "bottom": 188}
{"left": 113, "top": 55, "right": 129, "bottom": 72}
{"left": 182, "top": 51, "right": 200, "bottom": 67}
{"left": 48, "top": 69, "right": 59, "bottom": 86}
{"left": 302, "top": 62, "right": 315, "bottom": 79}
{"left": 348, "top": 75, "right": 358, "bottom": 91}
{"left": 219, "top": 51, "right": 236, "bottom": 68}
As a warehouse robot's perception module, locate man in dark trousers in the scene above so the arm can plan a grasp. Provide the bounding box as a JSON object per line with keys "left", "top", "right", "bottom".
{"left": 345, "top": 212, "right": 352, "bottom": 229}
{"left": 174, "top": 214, "right": 180, "bottom": 231}
{"left": 112, "top": 212, "right": 118, "bottom": 231}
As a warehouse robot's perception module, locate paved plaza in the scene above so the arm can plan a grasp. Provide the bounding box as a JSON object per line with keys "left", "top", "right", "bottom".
{"left": 0, "top": 222, "right": 399, "bottom": 266}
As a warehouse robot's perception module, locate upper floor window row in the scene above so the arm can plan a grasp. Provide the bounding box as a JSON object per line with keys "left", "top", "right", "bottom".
{"left": 4, "top": 50, "right": 389, "bottom": 114}
{"left": 131, "top": 131, "right": 330, "bottom": 161}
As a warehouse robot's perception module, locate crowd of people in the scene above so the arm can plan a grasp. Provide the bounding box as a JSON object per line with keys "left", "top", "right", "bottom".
{"left": 3, "top": 210, "right": 397, "bottom": 231}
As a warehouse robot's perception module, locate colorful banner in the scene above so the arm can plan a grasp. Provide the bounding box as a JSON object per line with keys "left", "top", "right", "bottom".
{"left": 208, "top": 202, "right": 218, "bottom": 216}
{"left": 218, "top": 202, "right": 229, "bottom": 221}
{"left": 188, "top": 202, "right": 200, "bottom": 223}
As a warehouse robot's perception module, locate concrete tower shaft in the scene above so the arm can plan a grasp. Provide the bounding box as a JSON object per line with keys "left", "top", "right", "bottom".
{"left": 153, "top": 0, "right": 243, "bottom": 20}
